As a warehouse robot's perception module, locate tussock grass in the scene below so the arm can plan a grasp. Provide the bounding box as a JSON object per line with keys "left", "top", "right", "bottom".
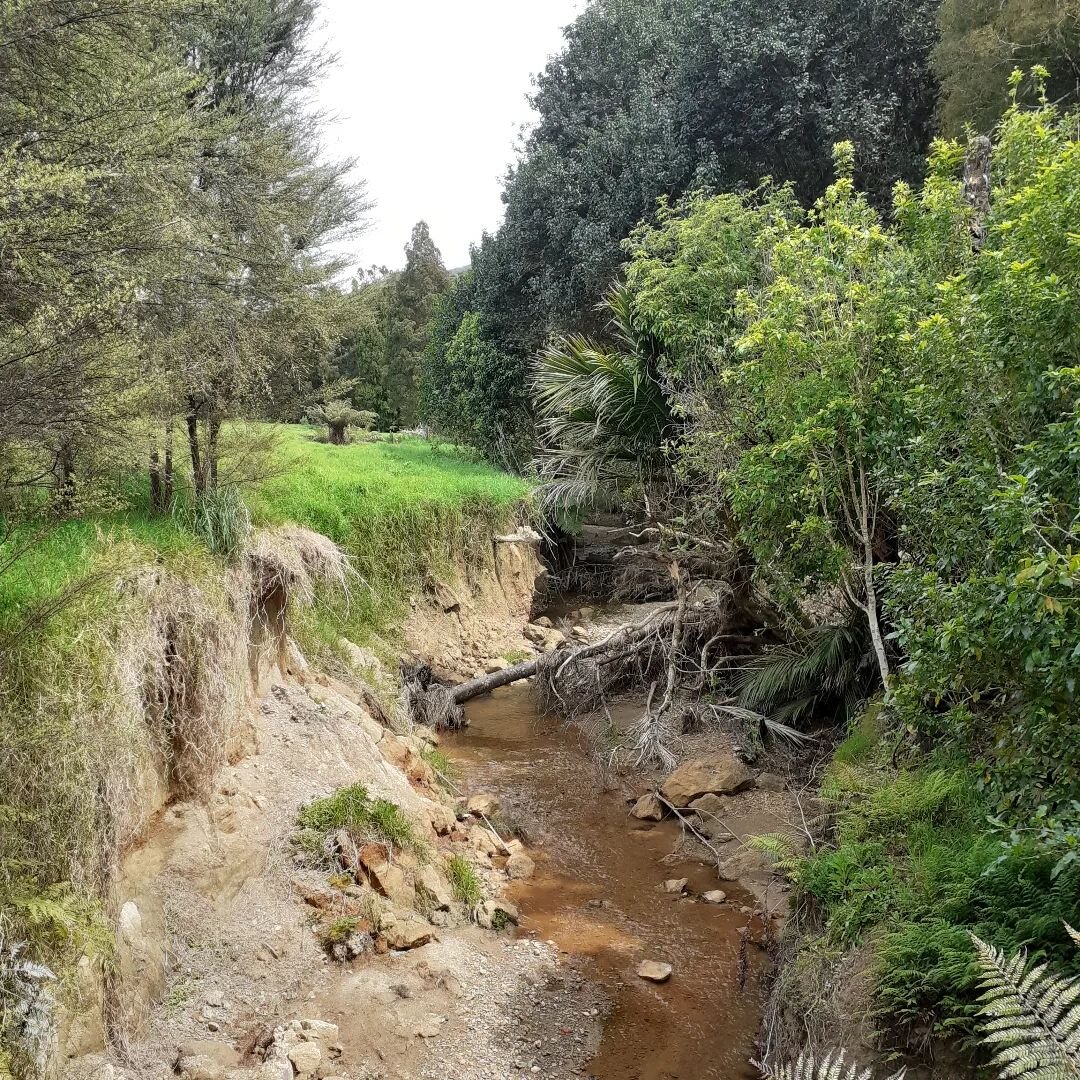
{"left": 297, "top": 784, "right": 428, "bottom": 859}
{"left": 446, "top": 855, "right": 482, "bottom": 910}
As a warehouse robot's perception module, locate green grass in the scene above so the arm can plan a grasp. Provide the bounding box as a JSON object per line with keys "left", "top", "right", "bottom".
{"left": 446, "top": 854, "right": 482, "bottom": 909}
{"left": 0, "top": 424, "right": 529, "bottom": 1031}
{"left": 297, "top": 784, "right": 428, "bottom": 859}
{"left": 0, "top": 513, "right": 202, "bottom": 636}
{"left": 1, "top": 425, "right": 529, "bottom": 640}
{"left": 246, "top": 427, "right": 531, "bottom": 658}
{"left": 420, "top": 746, "right": 459, "bottom": 788}
{"left": 249, "top": 426, "right": 528, "bottom": 528}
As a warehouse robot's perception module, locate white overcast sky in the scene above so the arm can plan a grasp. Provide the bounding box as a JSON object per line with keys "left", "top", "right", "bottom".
{"left": 313, "top": 0, "right": 586, "bottom": 276}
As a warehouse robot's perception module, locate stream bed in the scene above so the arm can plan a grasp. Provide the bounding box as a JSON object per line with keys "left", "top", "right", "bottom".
{"left": 443, "top": 682, "right": 765, "bottom": 1080}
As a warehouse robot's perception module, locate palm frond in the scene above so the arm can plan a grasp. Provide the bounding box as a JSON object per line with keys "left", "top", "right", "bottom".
{"left": 765, "top": 1049, "right": 905, "bottom": 1080}
{"left": 970, "top": 934, "right": 1080, "bottom": 1080}
{"left": 736, "top": 612, "right": 877, "bottom": 732}
{"left": 532, "top": 283, "right": 674, "bottom": 514}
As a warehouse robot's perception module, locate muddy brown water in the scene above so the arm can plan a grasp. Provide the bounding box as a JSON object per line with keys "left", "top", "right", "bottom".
{"left": 443, "top": 683, "right": 765, "bottom": 1080}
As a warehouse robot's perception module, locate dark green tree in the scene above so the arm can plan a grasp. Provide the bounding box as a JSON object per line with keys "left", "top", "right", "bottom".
{"left": 447, "top": 0, "right": 941, "bottom": 377}
{"left": 934, "top": 0, "right": 1080, "bottom": 135}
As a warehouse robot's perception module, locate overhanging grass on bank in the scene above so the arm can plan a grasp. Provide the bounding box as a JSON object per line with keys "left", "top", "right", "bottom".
{"left": 247, "top": 428, "right": 531, "bottom": 658}
{"left": 0, "top": 427, "right": 529, "bottom": 1057}
{"left": 1, "top": 428, "right": 529, "bottom": 640}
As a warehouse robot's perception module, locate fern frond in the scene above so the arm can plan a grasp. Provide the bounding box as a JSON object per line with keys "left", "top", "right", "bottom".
{"left": 747, "top": 831, "right": 802, "bottom": 872}
{"left": 971, "top": 934, "right": 1080, "bottom": 1079}
{"left": 765, "top": 1049, "right": 905, "bottom": 1080}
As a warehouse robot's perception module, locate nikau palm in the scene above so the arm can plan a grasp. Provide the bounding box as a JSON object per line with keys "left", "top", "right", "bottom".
{"left": 532, "top": 283, "right": 674, "bottom": 514}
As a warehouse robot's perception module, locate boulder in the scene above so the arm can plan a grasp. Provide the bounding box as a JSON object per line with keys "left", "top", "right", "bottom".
{"left": 174, "top": 1042, "right": 240, "bottom": 1080}
{"left": 469, "top": 826, "right": 499, "bottom": 857}
{"left": 636, "top": 960, "right": 673, "bottom": 983}
{"left": 660, "top": 753, "right": 754, "bottom": 807}
{"left": 467, "top": 793, "right": 500, "bottom": 818}
{"left": 542, "top": 629, "right": 566, "bottom": 650}
{"left": 718, "top": 846, "right": 775, "bottom": 883}
{"left": 483, "top": 657, "right": 509, "bottom": 674}
{"left": 756, "top": 771, "right": 787, "bottom": 792}
{"left": 570, "top": 625, "right": 589, "bottom": 642}
{"left": 355, "top": 843, "right": 415, "bottom": 908}
{"left": 663, "top": 878, "right": 688, "bottom": 894}
{"left": 630, "top": 793, "right": 664, "bottom": 821}
{"left": 427, "top": 803, "right": 457, "bottom": 836}
{"left": 415, "top": 864, "right": 453, "bottom": 911}
{"left": 535, "top": 616, "right": 554, "bottom": 628}
{"left": 287, "top": 1041, "right": 322, "bottom": 1076}
{"left": 506, "top": 852, "right": 536, "bottom": 880}
{"left": 523, "top": 624, "right": 548, "bottom": 645}
{"left": 296, "top": 1018, "right": 339, "bottom": 1043}
{"left": 477, "top": 899, "right": 519, "bottom": 929}
{"left": 384, "top": 920, "right": 433, "bottom": 950}
{"left": 702, "top": 890, "right": 727, "bottom": 904}
{"left": 687, "top": 793, "right": 734, "bottom": 840}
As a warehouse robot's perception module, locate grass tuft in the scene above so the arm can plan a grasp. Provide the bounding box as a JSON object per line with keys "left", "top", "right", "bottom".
{"left": 298, "top": 784, "right": 428, "bottom": 859}
{"left": 446, "top": 855, "right": 483, "bottom": 910}
{"left": 420, "top": 746, "right": 459, "bottom": 788}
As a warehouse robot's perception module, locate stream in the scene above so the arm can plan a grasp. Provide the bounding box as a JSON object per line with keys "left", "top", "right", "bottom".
{"left": 443, "top": 681, "right": 765, "bottom": 1080}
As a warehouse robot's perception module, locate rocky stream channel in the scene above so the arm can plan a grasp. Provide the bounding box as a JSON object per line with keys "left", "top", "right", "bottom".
{"left": 61, "top": 526, "right": 790, "bottom": 1080}
{"left": 443, "top": 636, "right": 775, "bottom": 1079}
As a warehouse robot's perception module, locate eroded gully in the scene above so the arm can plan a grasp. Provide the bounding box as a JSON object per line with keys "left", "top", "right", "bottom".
{"left": 442, "top": 681, "right": 765, "bottom": 1080}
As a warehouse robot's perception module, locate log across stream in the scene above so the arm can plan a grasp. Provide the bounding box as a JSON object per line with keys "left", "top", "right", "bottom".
{"left": 443, "top": 681, "right": 765, "bottom": 1080}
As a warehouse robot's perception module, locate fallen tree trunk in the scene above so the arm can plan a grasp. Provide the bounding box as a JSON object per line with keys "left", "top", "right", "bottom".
{"left": 406, "top": 603, "right": 684, "bottom": 730}
{"left": 450, "top": 657, "right": 542, "bottom": 703}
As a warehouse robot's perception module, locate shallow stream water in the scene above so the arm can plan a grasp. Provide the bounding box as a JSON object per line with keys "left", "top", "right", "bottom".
{"left": 443, "top": 682, "right": 764, "bottom": 1080}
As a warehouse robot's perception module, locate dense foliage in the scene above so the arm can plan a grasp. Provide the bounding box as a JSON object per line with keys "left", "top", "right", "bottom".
{"left": 309, "top": 222, "right": 451, "bottom": 429}
{"left": 602, "top": 82, "right": 1079, "bottom": 1048}
{"left": 934, "top": 1, "right": 1080, "bottom": 135}
{"left": 421, "top": 0, "right": 942, "bottom": 443}
{"left": 420, "top": 292, "right": 534, "bottom": 467}
{"left": 0, "top": 0, "right": 363, "bottom": 516}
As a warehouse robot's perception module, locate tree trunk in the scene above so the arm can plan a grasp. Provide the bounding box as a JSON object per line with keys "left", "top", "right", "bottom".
{"left": 963, "top": 134, "right": 992, "bottom": 251}
{"left": 163, "top": 420, "right": 174, "bottom": 508}
{"left": 56, "top": 442, "right": 76, "bottom": 511}
{"left": 187, "top": 407, "right": 204, "bottom": 497}
{"left": 150, "top": 443, "right": 164, "bottom": 513}
{"left": 207, "top": 411, "right": 221, "bottom": 489}
{"left": 328, "top": 420, "right": 347, "bottom": 445}
{"left": 451, "top": 657, "right": 542, "bottom": 704}
{"left": 855, "top": 462, "right": 890, "bottom": 686}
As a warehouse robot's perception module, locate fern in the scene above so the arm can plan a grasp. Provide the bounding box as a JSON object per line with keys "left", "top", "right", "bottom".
{"left": 747, "top": 832, "right": 803, "bottom": 874}
{"left": 971, "top": 934, "right": 1080, "bottom": 1079}
{"left": 765, "top": 1049, "right": 905, "bottom": 1080}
